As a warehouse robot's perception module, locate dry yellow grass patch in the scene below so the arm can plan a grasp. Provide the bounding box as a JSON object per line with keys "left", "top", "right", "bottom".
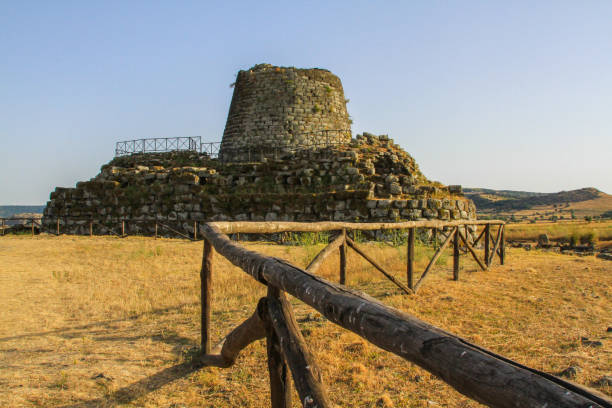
{"left": 0, "top": 235, "right": 610, "bottom": 407}
{"left": 505, "top": 220, "right": 612, "bottom": 242}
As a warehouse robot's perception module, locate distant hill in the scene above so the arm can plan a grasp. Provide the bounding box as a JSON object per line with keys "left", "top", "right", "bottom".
{"left": 464, "top": 187, "right": 612, "bottom": 221}
{"left": 0, "top": 206, "right": 45, "bottom": 218}
{"left": 464, "top": 187, "right": 602, "bottom": 211}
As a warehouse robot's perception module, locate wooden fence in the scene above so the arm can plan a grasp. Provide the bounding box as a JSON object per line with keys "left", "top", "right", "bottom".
{"left": 197, "top": 221, "right": 611, "bottom": 408}
{"left": 9, "top": 217, "right": 504, "bottom": 293}
{"left": 1, "top": 217, "right": 201, "bottom": 241}
{"left": 0, "top": 217, "right": 42, "bottom": 237}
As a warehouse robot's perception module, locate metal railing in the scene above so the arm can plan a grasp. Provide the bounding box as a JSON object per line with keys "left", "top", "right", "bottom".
{"left": 115, "top": 137, "right": 217, "bottom": 157}
{"left": 113, "top": 129, "right": 351, "bottom": 161}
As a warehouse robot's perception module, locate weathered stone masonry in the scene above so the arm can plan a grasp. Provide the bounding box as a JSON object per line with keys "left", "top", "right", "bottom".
{"left": 220, "top": 64, "right": 351, "bottom": 162}
{"left": 42, "top": 133, "right": 476, "bottom": 235}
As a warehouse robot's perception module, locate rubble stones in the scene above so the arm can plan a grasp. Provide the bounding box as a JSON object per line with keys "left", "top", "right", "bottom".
{"left": 42, "top": 134, "right": 477, "bottom": 235}
{"left": 558, "top": 366, "right": 581, "bottom": 379}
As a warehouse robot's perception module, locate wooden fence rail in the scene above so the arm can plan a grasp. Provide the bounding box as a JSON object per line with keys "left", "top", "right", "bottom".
{"left": 197, "top": 221, "right": 611, "bottom": 408}
{"left": 0, "top": 217, "right": 42, "bottom": 237}
{"left": 1, "top": 217, "right": 202, "bottom": 240}
{"left": 3, "top": 217, "right": 505, "bottom": 293}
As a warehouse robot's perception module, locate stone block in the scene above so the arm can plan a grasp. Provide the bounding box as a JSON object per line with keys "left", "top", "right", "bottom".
{"left": 423, "top": 209, "right": 438, "bottom": 219}
{"left": 389, "top": 208, "right": 400, "bottom": 220}
{"left": 448, "top": 185, "right": 462, "bottom": 194}
{"left": 346, "top": 166, "right": 359, "bottom": 175}
{"left": 427, "top": 199, "right": 442, "bottom": 209}
{"left": 370, "top": 208, "right": 388, "bottom": 218}
{"left": 377, "top": 199, "right": 391, "bottom": 208}
{"left": 394, "top": 200, "right": 407, "bottom": 208}
{"left": 265, "top": 212, "right": 278, "bottom": 221}
{"left": 438, "top": 209, "right": 450, "bottom": 220}
{"left": 389, "top": 183, "right": 402, "bottom": 195}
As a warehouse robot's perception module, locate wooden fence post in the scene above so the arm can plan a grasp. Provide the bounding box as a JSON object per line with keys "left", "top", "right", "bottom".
{"left": 201, "top": 239, "right": 213, "bottom": 354}
{"left": 121, "top": 220, "right": 125, "bottom": 237}
{"left": 413, "top": 227, "right": 457, "bottom": 293}
{"left": 453, "top": 227, "right": 460, "bottom": 281}
{"left": 346, "top": 237, "right": 412, "bottom": 295}
{"left": 484, "top": 224, "right": 490, "bottom": 268}
{"left": 89, "top": 221, "right": 93, "bottom": 237}
{"left": 432, "top": 228, "right": 438, "bottom": 249}
{"left": 265, "top": 287, "right": 291, "bottom": 408}
{"left": 194, "top": 221, "right": 198, "bottom": 240}
{"left": 31, "top": 219, "right": 35, "bottom": 237}
{"left": 154, "top": 222, "right": 158, "bottom": 239}
{"left": 407, "top": 228, "right": 415, "bottom": 289}
{"left": 266, "top": 289, "right": 330, "bottom": 407}
{"left": 339, "top": 229, "right": 347, "bottom": 285}
{"left": 57, "top": 218, "right": 60, "bottom": 236}
{"left": 500, "top": 225, "right": 505, "bottom": 265}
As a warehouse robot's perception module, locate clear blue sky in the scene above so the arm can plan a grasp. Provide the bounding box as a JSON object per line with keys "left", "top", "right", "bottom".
{"left": 2, "top": 1, "right": 611, "bottom": 205}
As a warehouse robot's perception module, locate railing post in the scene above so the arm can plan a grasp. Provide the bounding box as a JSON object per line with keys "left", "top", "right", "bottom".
{"left": 201, "top": 238, "right": 213, "bottom": 354}
{"left": 31, "top": 219, "right": 34, "bottom": 237}
{"left": 407, "top": 227, "right": 415, "bottom": 289}
{"left": 155, "top": 222, "right": 158, "bottom": 239}
{"left": 57, "top": 218, "right": 60, "bottom": 235}
{"left": 484, "top": 224, "right": 490, "bottom": 268}
{"left": 89, "top": 221, "right": 93, "bottom": 237}
{"left": 500, "top": 225, "right": 505, "bottom": 265}
{"left": 453, "top": 227, "right": 460, "bottom": 281}
{"left": 265, "top": 287, "right": 291, "bottom": 408}
{"left": 194, "top": 221, "right": 197, "bottom": 240}
{"left": 121, "top": 220, "right": 125, "bottom": 237}
{"left": 339, "top": 229, "right": 347, "bottom": 285}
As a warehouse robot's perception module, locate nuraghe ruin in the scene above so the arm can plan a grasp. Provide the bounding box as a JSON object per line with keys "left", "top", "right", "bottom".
{"left": 42, "top": 64, "right": 476, "bottom": 236}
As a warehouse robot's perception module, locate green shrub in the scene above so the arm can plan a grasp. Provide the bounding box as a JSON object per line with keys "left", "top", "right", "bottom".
{"left": 569, "top": 233, "right": 579, "bottom": 247}
{"left": 580, "top": 231, "right": 597, "bottom": 246}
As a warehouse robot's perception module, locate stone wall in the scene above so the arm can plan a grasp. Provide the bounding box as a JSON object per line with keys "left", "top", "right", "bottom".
{"left": 42, "top": 134, "right": 477, "bottom": 236}
{"left": 220, "top": 64, "right": 351, "bottom": 162}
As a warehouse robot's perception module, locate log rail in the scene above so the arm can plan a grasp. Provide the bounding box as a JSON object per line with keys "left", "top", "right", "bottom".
{"left": 197, "top": 221, "right": 611, "bottom": 408}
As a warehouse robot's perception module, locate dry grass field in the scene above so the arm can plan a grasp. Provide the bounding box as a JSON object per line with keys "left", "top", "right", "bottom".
{"left": 504, "top": 220, "right": 612, "bottom": 244}
{"left": 0, "top": 234, "right": 610, "bottom": 407}
{"left": 506, "top": 193, "right": 612, "bottom": 220}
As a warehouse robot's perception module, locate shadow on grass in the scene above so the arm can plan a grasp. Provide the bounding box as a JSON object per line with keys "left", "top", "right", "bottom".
{"left": 0, "top": 303, "right": 198, "bottom": 343}
{"left": 59, "top": 360, "right": 203, "bottom": 408}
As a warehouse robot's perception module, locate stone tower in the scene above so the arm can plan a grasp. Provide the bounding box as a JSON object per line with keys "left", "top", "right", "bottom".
{"left": 219, "top": 64, "right": 352, "bottom": 162}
